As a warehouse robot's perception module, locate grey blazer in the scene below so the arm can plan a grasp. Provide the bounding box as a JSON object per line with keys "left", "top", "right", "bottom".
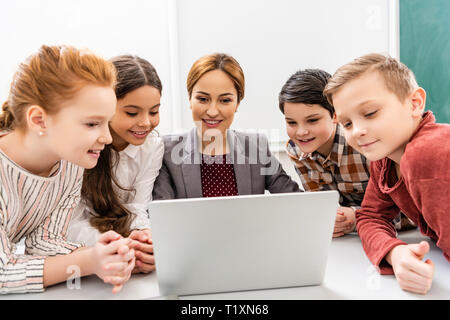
{"left": 152, "top": 128, "right": 301, "bottom": 200}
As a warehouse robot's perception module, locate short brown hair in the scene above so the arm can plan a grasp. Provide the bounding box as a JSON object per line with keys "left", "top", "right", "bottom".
{"left": 0, "top": 44, "right": 116, "bottom": 131}
{"left": 323, "top": 53, "right": 418, "bottom": 105}
{"left": 186, "top": 53, "right": 245, "bottom": 102}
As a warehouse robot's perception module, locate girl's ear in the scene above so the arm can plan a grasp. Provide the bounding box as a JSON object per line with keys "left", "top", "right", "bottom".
{"left": 26, "top": 105, "right": 47, "bottom": 135}
{"left": 410, "top": 87, "right": 426, "bottom": 117}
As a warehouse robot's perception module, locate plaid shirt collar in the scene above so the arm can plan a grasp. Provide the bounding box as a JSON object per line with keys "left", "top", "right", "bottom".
{"left": 286, "top": 125, "right": 345, "bottom": 168}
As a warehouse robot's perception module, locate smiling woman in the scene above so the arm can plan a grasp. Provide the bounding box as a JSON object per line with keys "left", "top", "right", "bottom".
{"left": 152, "top": 53, "right": 300, "bottom": 200}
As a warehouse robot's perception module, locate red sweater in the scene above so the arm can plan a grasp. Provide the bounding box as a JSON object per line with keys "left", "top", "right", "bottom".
{"left": 356, "top": 111, "right": 450, "bottom": 274}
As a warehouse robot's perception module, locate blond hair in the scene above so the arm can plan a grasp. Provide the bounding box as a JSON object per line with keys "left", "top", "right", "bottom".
{"left": 0, "top": 44, "right": 116, "bottom": 131}
{"left": 323, "top": 53, "right": 418, "bottom": 105}
{"left": 187, "top": 53, "right": 245, "bottom": 102}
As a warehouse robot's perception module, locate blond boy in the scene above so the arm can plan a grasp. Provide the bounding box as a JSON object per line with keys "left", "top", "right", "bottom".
{"left": 324, "top": 53, "right": 450, "bottom": 295}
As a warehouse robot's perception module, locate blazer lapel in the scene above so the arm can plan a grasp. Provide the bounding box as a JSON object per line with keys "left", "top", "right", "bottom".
{"left": 181, "top": 128, "right": 203, "bottom": 198}
{"left": 228, "top": 130, "right": 252, "bottom": 195}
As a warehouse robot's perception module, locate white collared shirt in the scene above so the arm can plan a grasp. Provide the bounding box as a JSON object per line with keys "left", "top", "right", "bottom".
{"left": 67, "top": 135, "right": 164, "bottom": 246}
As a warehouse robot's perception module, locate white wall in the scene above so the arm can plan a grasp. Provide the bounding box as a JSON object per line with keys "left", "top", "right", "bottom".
{"left": 0, "top": 0, "right": 398, "bottom": 147}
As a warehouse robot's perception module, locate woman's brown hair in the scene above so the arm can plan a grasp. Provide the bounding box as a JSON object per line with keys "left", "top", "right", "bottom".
{"left": 187, "top": 53, "right": 245, "bottom": 102}
{"left": 82, "top": 55, "right": 162, "bottom": 237}
{"left": 0, "top": 45, "right": 116, "bottom": 131}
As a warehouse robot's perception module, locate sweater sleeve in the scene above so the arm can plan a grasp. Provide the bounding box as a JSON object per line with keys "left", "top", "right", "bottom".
{"left": 401, "top": 138, "right": 450, "bottom": 262}
{"left": 25, "top": 165, "right": 84, "bottom": 257}
{"left": 0, "top": 211, "right": 46, "bottom": 294}
{"left": 355, "top": 162, "right": 407, "bottom": 274}
{"left": 405, "top": 178, "right": 450, "bottom": 261}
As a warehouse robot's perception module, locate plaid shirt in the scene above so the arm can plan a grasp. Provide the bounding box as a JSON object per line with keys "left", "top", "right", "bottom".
{"left": 286, "top": 125, "right": 370, "bottom": 208}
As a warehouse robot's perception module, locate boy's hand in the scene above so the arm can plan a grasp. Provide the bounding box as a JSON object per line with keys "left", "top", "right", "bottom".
{"left": 128, "top": 229, "right": 156, "bottom": 274}
{"left": 333, "top": 206, "right": 356, "bottom": 238}
{"left": 386, "top": 241, "right": 434, "bottom": 295}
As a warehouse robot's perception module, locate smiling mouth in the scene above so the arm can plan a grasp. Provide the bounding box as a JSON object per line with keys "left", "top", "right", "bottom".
{"left": 297, "top": 137, "right": 315, "bottom": 143}
{"left": 87, "top": 149, "right": 102, "bottom": 158}
{"left": 359, "top": 140, "right": 378, "bottom": 148}
{"left": 203, "top": 119, "right": 222, "bottom": 127}
{"left": 129, "top": 130, "right": 150, "bottom": 138}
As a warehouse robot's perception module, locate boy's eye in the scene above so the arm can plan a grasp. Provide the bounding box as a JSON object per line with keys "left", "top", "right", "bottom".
{"left": 342, "top": 121, "right": 352, "bottom": 129}
{"left": 221, "top": 98, "right": 232, "bottom": 104}
{"left": 365, "top": 110, "right": 377, "bottom": 117}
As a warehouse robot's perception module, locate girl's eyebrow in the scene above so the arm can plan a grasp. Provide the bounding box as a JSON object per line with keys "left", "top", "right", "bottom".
{"left": 123, "top": 104, "right": 161, "bottom": 110}
{"left": 84, "top": 115, "right": 108, "bottom": 121}
{"left": 123, "top": 105, "right": 141, "bottom": 110}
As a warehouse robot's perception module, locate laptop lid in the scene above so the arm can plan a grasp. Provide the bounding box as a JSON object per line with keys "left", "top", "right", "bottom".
{"left": 150, "top": 190, "right": 339, "bottom": 296}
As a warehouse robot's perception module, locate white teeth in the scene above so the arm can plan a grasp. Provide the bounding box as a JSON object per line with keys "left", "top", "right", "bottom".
{"left": 132, "top": 131, "right": 147, "bottom": 135}
{"left": 204, "top": 120, "right": 220, "bottom": 124}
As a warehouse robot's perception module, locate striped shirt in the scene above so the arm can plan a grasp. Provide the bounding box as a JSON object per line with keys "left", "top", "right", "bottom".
{"left": 0, "top": 148, "right": 83, "bottom": 294}
{"left": 286, "top": 125, "right": 370, "bottom": 208}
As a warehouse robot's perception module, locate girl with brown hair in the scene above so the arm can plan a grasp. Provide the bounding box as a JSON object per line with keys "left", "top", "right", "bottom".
{"left": 67, "top": 55, "right": 164, "bottom": 274}
{"left": 0, "top": 45, "right": 135, "bottom": 294}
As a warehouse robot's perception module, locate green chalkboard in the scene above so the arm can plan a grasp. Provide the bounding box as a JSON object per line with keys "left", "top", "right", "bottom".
{"left": 400, "top": 0, "right": 450, "bottom": 123}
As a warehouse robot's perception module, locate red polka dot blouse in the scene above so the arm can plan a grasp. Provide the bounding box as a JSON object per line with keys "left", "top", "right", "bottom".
{"left": 201, "top": 154, "right": 238, "bottom": 197}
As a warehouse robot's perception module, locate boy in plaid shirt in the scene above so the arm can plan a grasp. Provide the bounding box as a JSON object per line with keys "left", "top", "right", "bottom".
{"left": 279, "top": 69, "right": 413, "bottom": 237}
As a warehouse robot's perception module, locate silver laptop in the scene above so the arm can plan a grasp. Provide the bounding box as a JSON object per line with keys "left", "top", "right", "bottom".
{"left": 149, "top": 190, "right": 339, "bottom": 296}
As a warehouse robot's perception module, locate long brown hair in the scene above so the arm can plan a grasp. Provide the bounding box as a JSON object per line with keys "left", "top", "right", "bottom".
{"left": 82, "top": 55, "right": 162, "bottom": 237}
{"left": 0, "top": 45, "right": 115, "bottom": 131}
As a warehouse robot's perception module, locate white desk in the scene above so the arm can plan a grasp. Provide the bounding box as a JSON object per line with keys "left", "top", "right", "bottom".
{"left": 2, "top": 230, "right": 449, "bottom": 300}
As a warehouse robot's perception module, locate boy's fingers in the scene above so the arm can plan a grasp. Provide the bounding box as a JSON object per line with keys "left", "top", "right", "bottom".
{"left": 404, "top": 256, "right": 434, "bottom": 279}
{"left": 333, "top": 232, "right": 344, "bottom": 238}
{"left": 410, "top": 241, "right": 430, "bottom": 259}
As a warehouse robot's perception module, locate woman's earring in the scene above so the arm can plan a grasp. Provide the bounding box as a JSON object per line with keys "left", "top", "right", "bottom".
{"left": 38, "top": 131, "right": 44, "bottom": 136}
